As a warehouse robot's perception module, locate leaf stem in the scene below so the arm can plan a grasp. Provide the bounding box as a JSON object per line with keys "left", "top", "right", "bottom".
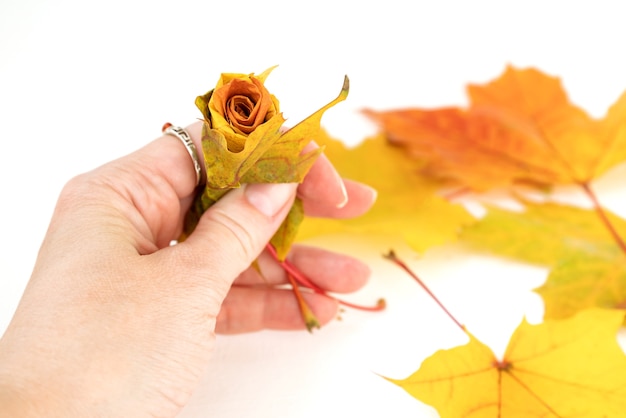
{"left": 580, "top": 182, "right": 626, "bottom": 254}
{"left": 384, "top": 250, "right": 465, "bottom": 332}
{"left": 284, "top": 271, "right": 320, "bottom": 332}
{"left": 265, "top": 244, "right": 386, "bottom": 318}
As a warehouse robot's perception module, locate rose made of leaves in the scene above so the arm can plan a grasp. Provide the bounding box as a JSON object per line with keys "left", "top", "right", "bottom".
{"left": 196, "top": 68, "right": 280, "bottom": 152}
{"left": 181, "top": 67, "right": 349, "bottom": 261}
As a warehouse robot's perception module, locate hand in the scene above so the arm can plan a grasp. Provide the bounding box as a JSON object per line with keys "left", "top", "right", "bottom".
{"left": 0, "top": 122, "right": 376, "bottom": 417}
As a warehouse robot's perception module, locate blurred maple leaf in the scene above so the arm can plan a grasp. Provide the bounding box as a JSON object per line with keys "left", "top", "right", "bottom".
{"left": 461, "top": 202, "right": 626, "bottom": 319}
{"left": 389, "top": 308, "right": 626, "bottom": 417}
{"left": 461, "top": 202, "right": 626, "bottom": 265}
{"left": 365, "top": 69, "right": 626, "bottom": 417}
{"left": 297, "top": 132, "right": 474, "bottom": 253}
{"left": 365, "top": 66, "right": 626, "bottom": 319}
{"left": 365, "top": 66, "right": 626, "bottom": 192}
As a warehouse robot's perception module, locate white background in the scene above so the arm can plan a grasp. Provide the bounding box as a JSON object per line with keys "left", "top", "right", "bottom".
{"left": 2, "top": 1, "right": 626, "bottom": 416}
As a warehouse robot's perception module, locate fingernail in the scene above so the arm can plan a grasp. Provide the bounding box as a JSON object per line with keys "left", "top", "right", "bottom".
{"left": 326, "top": 162, "right": 349, "bottom": 208}
{"left": 336, "top": 179, "right": 349, "bottom": 208}
{"left": 245, "top": 183, "right": 297, "bottom": 217}
{"left": 365, "top": 184, "right": 378, "bottom": 205}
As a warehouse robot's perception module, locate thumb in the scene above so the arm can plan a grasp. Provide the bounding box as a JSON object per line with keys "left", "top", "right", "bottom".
{"left": 177, "top": 181, "right": 298, "bottom": 294}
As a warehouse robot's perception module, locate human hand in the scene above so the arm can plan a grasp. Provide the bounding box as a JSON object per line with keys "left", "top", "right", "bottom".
{"left": 0, "top": 122, "right": 376, "bottom": 417}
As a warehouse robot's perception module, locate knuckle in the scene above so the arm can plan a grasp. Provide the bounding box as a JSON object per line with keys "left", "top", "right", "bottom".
{"left": 205, "top": 207, "right": 262, "bottom": 263}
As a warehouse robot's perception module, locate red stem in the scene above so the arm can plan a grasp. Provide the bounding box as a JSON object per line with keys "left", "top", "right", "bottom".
{"left": 266, "top": 244, "right": 325, "bottom": 291}
{"left": 384, "top": 250, "right": 465, "bottom": 332}
{"left": 266, "top": 244, "right": 385, "bottom": 312}
{"left": 580, "top": 182, "right": 626, "bottom": 254}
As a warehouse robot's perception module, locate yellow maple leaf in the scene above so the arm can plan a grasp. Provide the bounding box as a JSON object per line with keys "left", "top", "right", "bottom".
{"left": 538, "top": 253, "right": 626, "bottom": 320}
{"left": 460, "top": 202, "right": 626, "bottom": 320}
{"left": 389, "top": 308, "right": 626, "bottom": 417}
{"left": 298, "top": 132, "right": 474, "bottom": 253}
{"left": 460, "top": 202, "right": 626, "bottom": 265}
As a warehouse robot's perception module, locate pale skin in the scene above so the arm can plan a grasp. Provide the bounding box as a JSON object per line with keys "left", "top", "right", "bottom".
{"left": 0, "top": 122, "right": 377, "bottom": 417}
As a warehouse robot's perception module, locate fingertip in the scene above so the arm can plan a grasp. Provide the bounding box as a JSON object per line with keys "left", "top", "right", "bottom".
{"left": 288, "top": 246, "right": 371, "bottom": 293}
{"left": 180, "top": 184, "right": 294, "bottom": 283}
{"left": 302, "top": 177, "right": 377, "bottom": 219}
{"left": 343, "top": 178, "right": 378, "bottom": 215}
{"left": 215, "top": 288, "right": 340, "bottom": 333}
{"left": 335, "top": 179, "right": 349, "bottom": 209}
{"left": 298, "top": 145, "right": 348, "bottom": 209}
{"left": 305, "top": 293, "right": 341, "bottom": 327}
{"left": 244, "top": 182, "right": 298, "bottom": 217}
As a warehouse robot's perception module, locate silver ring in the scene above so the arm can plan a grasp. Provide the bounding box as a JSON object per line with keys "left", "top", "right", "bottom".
{"left": 162, "top": 124, "right": 202, "bottom": 186}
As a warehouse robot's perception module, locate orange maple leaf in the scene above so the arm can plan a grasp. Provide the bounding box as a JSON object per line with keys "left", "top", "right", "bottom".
{"left": 365, "top": 66, "right": 626, "bottom": 192}
{"left": 388, "top": 308, "right": 626, "bottom": 417}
